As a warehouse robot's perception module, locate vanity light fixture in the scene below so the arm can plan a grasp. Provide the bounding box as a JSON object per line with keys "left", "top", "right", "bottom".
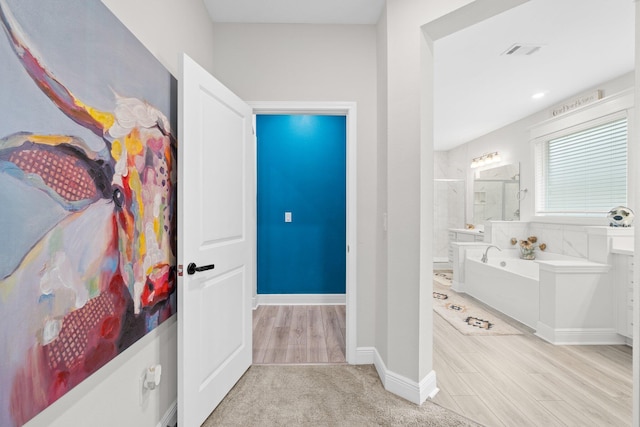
{"left": 471, "top": 151, "right": 501, "bottom": 168}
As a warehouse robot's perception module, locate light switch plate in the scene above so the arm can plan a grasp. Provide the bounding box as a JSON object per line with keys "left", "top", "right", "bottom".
{"left": 285, "top": 212, "right": 292, "bottom": 223}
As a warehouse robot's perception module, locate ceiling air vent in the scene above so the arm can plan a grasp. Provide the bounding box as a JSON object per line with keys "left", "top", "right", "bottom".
{"left": 501, "top": 43, "right": 542, "bottom": 56}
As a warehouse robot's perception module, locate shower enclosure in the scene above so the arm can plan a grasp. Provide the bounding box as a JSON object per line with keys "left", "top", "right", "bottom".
{"left": 433, "top": 179, "right": 466, "bottom": 264}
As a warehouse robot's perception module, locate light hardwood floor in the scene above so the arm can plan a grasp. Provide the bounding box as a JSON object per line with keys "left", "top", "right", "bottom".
{"left": 252, "top": 299, "right": 632, "bottom": 426}
{"left": 253, "top": 305, "right": 346, "bottom": 364}
{"left": 431, "top": 289, "right": 633, "bottom": 427}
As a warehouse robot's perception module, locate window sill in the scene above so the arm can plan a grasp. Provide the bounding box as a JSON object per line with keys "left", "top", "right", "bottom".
{"left": 531, "top": 215, "right": 611, "bottom": 227}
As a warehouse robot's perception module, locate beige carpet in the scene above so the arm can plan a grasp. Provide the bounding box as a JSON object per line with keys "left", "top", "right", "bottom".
{"left": 202, "top": 364, "right": 480, "bottom": 426}
{"left": 433, "top": 280, "right": 523, "bottom": 336}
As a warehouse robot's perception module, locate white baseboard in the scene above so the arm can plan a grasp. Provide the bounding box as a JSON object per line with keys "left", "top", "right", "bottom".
{"left": 255, "top": 293, "right": 346, "bottom": 306}
{"left": 157, "top": 400, "right": 177, "bottom": 427}
{"left": 355, "top": 346, "right": 376, "bottom": 364}
{"left": 451, "top": 280, "right": 465, "bottom": 293}
{"left": 535, "top": 322, "right": 626, "bottom": 345}
{"left": 356, "top": 347, "right": 438, "bottom": 405}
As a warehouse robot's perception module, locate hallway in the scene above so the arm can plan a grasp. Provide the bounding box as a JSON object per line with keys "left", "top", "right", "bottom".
{"left": 253, "top": 305, "right": 346, "bottom": 364}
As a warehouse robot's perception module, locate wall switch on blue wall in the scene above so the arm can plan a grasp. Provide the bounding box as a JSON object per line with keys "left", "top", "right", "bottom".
{"left": 257, "top": 114, "right": 346, "bottom": 295}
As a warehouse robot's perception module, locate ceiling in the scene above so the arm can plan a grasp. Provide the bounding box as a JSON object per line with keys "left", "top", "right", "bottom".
{"left": 434, "top": 0, "right": 635, "bottom": 150}
{"left": 203, "top": 0, "right": 635, "bottom": 151}
{"left": 203, "top": 0, "right": 385, "bottom": 25}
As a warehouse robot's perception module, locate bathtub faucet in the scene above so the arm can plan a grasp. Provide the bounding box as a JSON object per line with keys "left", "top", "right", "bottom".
{"left": 481, "top": 245, "right": 502, "bottom": 263}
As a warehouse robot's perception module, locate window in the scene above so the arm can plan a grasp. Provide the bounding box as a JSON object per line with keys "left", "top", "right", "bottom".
{"left": 534, "top": 115, "right": 628, "bottom": 216}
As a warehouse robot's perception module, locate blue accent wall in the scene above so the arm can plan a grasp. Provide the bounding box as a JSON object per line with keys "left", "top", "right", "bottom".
{"left": 257, "top": 115, "right": 346, "bottom": 294}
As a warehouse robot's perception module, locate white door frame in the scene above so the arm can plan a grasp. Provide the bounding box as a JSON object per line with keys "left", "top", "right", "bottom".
{"left": 249, "top": 101, "right": 357, "bottom": 364}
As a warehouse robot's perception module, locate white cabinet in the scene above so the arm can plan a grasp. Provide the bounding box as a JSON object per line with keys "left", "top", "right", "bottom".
{"left": 613, "top": 253, "right": 634, "bottom": 339}
{"left": 448, "top": 229, "right": 484, "bottom": 263}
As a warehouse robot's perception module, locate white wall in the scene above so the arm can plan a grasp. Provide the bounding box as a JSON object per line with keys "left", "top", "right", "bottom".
{"left": 376, "top": 7, "right": 390, "bottom": 364}
{"left": 444, "top": 72, "right": 634, "bottom": 226}
{"left": 101, "top": 0, "right": 217, "bottom": 75}
{"left": 27, "top": 319, "right": 177, "bottom": 427}
{"left": 25, "top": 1, "right": 217, "bottom": 425}
{"left": 381, "top": 0, "right": 531, "bottom": 384}
{"left": 208, "top": 23, "right": 379, "bottom": 348}
{"left": 380, "top": 0, "right": 523, "bottom": 386}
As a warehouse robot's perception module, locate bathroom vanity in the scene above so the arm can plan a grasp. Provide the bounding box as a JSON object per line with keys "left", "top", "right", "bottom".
{"left": 448, "top": 228, "right": 484, "bottom": 263}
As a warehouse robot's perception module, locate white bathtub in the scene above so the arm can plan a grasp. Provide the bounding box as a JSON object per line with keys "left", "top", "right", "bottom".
{"left": 461, "top": 247, "right": 620, "bottom": 344}
{"left": 464, "top": 249, "right": 540, "bottom": 329}
{"left": 476, "top": 253, "right": 540, "bottom": 280}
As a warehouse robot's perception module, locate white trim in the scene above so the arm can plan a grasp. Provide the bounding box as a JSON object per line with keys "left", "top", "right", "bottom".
{"left": 535, "top": 322, "right": 626, "bottom": 345}
{"left": 357, "top": 347, "right": 438, "bottom": 405}
{"left": 250, "top": 101, "right": 355, "bottom": 116}
{"left": 529, "top": 88, "right": 634, "bottom": 140}
{"left": 255, "top": 293, "right": 346, "bottom": 306}
{"left": 248, "top": 101, "right": 358, "bottom": 365}
{"left": 420, "top": 371, "right": 440, "bottom": 401}
{"left": 536, "top": 261, "right": 610, "bottom": 274}
{"left": 355, "top": 346, "right": 376, "bottom": 364}
{"left": 451, "top": 280, "right": 466, "bottom": 293}
{"left": 157, "top": 400, "right": 177, "bottom": 427}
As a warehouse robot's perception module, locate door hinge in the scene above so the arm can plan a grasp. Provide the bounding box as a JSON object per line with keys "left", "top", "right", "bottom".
{"left": 177, "top": 264, "right": 184, "bottom": 277}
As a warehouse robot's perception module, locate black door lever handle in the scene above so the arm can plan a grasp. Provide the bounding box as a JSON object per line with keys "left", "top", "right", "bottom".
{"left": 187, "top": 262, "right": 215, "bottom": 275}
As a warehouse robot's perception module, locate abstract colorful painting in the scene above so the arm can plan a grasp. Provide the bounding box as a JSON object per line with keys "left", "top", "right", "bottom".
{"left": 0, "top": 0, "right": 177, "bottom": 425}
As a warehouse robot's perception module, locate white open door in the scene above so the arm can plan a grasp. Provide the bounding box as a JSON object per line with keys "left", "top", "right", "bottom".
{"left": 177, "top": 54, "right": 254, "bottom": 427}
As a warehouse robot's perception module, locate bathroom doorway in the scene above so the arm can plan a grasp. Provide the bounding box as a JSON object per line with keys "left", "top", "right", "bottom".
{"left": 426, "top": 1, "right": 635, "bottom": 425}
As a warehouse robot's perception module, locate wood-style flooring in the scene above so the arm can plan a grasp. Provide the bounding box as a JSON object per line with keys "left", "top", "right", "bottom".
{"left": 431, "top": 289, "right": 633, "bottom": 427}
{"left": 253, "top": 305, "right": 346, "bottom": 364}
{"left": 252, "top": 298, "right": 632, "bottom": 426}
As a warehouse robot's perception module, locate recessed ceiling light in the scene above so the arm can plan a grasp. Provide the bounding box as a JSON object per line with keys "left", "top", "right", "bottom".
{"left": 532, "top": 92, "right": 547, "bottom": 99}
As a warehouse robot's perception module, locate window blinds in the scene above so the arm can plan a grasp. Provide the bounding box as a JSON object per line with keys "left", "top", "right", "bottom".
{"left": 535, "top": 117, "right": 627, "bottom": 216}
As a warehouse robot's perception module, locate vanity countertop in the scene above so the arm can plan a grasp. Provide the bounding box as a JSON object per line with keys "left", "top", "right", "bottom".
{"left": 611, "top": 237, "right": 634, "bottom": 256}
{"left": 449, "top": 228, "right": 483, "bottom": 235}
{"left": 612, "top": 247, "right": 633, "bottom": 256}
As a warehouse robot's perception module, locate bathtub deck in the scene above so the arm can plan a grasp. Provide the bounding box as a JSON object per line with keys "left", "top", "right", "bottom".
{"left": 432, "top": 290, "right": 632, "bottom": 427}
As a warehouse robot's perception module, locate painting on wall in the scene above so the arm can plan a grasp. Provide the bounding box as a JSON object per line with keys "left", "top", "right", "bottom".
{"left": 0, "top": 0, "right": 177, "bottom": 425}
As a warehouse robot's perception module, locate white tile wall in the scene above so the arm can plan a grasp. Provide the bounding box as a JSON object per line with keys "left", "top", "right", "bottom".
{"left": 562, "top": 225, "right": 589, "bottom": 258}
{"left": 489, "top": 221, "right": 593, "bottom": 259}
{"left": 433, "top": 180, "right": 466, "bottom": 261}
{"left": 489, "top": 221, "right": 528, "bottom": 249}
{"left": 529, "top": 223, "right": 563, "bottom": 255}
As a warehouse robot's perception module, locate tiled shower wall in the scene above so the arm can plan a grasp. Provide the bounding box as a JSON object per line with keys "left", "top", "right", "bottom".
{"left": 433, "top": 180, "right": 465, "bottom": 261}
